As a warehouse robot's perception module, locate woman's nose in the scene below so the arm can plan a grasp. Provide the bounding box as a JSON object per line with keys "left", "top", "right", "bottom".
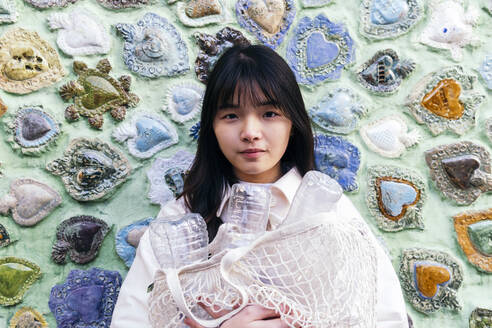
{"left": 240, "top": 116, "right": 262, "bottom": 142}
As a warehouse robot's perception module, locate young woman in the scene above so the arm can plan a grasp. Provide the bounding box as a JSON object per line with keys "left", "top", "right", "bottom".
{"left": 111, "top": 45, "right": 409, "bottom": 328}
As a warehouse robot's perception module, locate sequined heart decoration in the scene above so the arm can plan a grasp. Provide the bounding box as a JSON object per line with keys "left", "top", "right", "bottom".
{"left": 421, "top": 79, "right": 464, "bottom": 120}
{"left": 441, "top": 155, "right": 480, "bottom": 189}
{"left": 0, "top": 257, "right": 41, "bottom": 306}
{"left": 414, "top": 263, "right": 451, "bottom": 299}
{"left": 306, "top": 32, "right": 339, "bottom": 68}
{"left": 377, "top": 178, "right": 419, "bottom": 220}
{"left": 248, "top": 0, "right": 286, "bottom": 34}
{"left": 0, "top": 265, "right": 34, "bottom": 298}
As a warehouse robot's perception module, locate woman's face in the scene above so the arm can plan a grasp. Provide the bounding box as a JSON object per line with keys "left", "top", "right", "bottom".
{"left": 213, "top": 87, "right": 292, "bottom": 183}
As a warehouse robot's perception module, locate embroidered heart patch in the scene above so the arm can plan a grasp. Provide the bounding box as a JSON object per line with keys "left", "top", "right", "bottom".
{"left": 367, "top": 165, "right": 426, "bottom": 232}
{"left": 306, "top": 32, "right": 339, "bottom": 68}
{"left": 360, "top": 0, "right": 422, "bottom": 39}
{"left": 441, "top": 154, "right": 480, "bottom": 189}
{"left": 309, "top": 88, "right": 366, "bottom": 135}
{"left": 414, "top": 262, "right": 451, "bottom": 299}
{"left": 0, "top": 257, "right": 41, "bottom": 306}
{"left": 236, "top": 0, "right": 295, "bottom": 48}
{"left": 112, "top": 113, "right": 178, "bottom": 159}
{"left": 135, "top": 117, "right": 173, "bottom": 153}
{"left": 400, "top": 249, "right": 462, "bottom": 314}
{"left": 15, "top": 183, "right": 57, "bottom": 219}
{"left": 314, "top": 135, "right": 360, "bottom": 192}
{"left": 248, "top": 0, "right": 285, "bottom": 34}
{"left": 116, "top": 217, "right": 153, "bottom": 267}
{"left": 370, "top": 0, "right": 409, "bottom": 25}
{"left": 377, "top": 178, "right": 419, "bottom": 220}
{"left": 7, "top": 106, "right": 61, "bottom": 156}
{"left": 66, "top": 285, "right": 104, "bottom": 322}
{"left": 287, "top": 14, "right": 354, "bottom": 84}
{"left": 421, "top": 79, "right": 464, "bottom": 120}
{"left": 48, "top": 11, "right": 110, "bottom": 56}
{"left": 360, "top": 115, "right": 420, "bottom": 158}
{"left": 2, "top": 178, "right": 62, "bottom": 226}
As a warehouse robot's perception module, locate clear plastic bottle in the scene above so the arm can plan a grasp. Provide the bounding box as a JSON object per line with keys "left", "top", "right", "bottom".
{"left": 149, "top": 213, "right": 209, "bottom": 269}
{"left": 282, "top": 170, "right": 343, "bottom": 226}
{"left": 224, "top": 183, "right": 272, "bottom": 247}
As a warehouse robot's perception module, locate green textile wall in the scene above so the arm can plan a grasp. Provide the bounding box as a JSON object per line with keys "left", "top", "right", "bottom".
{"left": 0, "top": 0, "right": 491, "bottom": 326}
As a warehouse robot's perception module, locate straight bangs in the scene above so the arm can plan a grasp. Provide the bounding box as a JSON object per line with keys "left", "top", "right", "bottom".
{"left": 206, "top": 58, "right": 288, "bottom": 121}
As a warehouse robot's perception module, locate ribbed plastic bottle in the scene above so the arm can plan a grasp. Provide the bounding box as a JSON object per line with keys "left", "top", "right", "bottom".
{"left": 282, "top": 170, "right": 342, "bottom": 226}
{"left": 224, "top": 183, "right": 272, "bottom": 247}
{"left": 148, "top": 213, "right": 209, "bottom": 269}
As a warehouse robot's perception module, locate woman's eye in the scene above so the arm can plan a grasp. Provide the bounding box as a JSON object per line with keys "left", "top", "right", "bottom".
{"left": 223, "top": 113, "right": 238, "bottom": 119}
{"left": 264, "top": 111, "right": 279, "bottom": 118}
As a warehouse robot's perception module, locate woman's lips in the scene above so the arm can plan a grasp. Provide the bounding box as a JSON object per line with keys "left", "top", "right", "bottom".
{"left": 240, "top": 149, "right": 265, "bottom": 158}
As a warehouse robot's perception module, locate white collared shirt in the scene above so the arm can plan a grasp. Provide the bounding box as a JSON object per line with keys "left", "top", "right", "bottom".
{"left": 111, "top": 168, "right": 409, "bottom": 328}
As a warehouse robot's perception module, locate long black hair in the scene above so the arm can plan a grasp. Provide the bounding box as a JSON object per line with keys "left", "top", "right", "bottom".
{"left": 180, "top": 45, "right": 314, "bottom": 239}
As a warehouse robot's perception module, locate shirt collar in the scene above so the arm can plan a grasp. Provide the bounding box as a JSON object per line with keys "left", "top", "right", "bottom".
{"left": 216, "top": 167, "right": 302, "bottom": 217}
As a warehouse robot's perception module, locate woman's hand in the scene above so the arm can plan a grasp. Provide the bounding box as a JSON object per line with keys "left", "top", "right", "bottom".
{"left": 183, "top": 303, "right": 289, "bottom": 328}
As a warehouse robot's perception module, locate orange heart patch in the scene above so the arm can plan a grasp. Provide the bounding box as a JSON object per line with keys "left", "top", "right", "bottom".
{"left": 415, "top": 263, "right": 451, "bottom": 298}
{"left": 421, "top": 79, "right": 464, "bottom": 120}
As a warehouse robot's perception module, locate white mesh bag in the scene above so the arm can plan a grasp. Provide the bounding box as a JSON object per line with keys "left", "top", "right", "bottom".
{"left": 148, "top": 171, "right": 378, "bottom": 328}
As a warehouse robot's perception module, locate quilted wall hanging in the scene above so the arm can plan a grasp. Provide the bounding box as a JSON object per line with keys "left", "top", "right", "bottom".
{"left": 0, "top": 0, "right": 491, "bottom": 327}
